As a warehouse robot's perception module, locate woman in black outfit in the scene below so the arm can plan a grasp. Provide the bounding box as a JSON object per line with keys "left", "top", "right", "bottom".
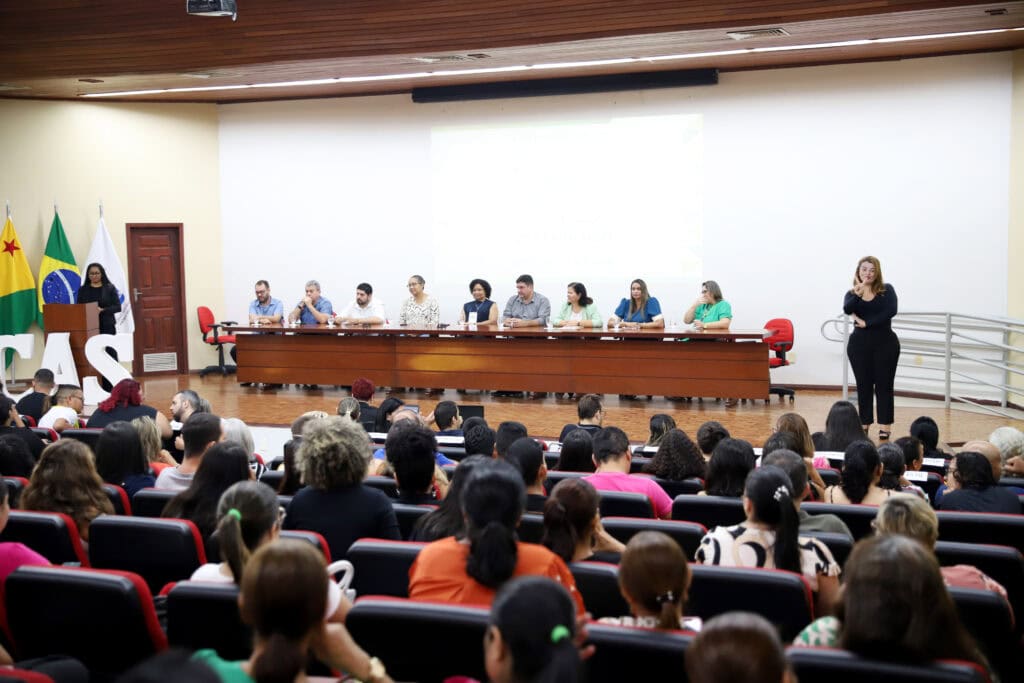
{"left": 843, "top": 256, "right": 899, "bottom": 441}
{"left": 76, "top": 262, "right": 122, "bottom": 390}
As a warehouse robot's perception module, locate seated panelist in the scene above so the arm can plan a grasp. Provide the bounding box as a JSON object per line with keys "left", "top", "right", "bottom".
{"left": 459, "top": 278, "right": 498, "bottom": 325}
{"left": 683, "top": 280, "right": 732, "bottom": 332}
{"left": 608, "top": 278, "right": 664, "bottom": 330}
{"left": 336, "top": 282, "right": 386, "bottom": 325}
{"left": 248, "top": 279, "right": 283, "bottom": 324}
{"left": 552, "top": 282, "right": 601, "bottom": 328}
{"left": 288, "top": 279, "right": 333, "bottom": 324}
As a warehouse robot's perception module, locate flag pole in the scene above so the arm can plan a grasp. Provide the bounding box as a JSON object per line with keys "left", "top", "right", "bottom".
{"left": 5, "top": 201, "right": 9, "bottom": 218}
{"left": 54, "top": 200, "right": 59, "bottom": 214}
{"left": 99, "top": 200, "right": 104, "bottom": 219}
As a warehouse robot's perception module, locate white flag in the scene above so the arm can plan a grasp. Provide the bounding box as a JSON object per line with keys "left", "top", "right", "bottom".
{"left": 84, "top": 216, "right": 135, "bottom": 333}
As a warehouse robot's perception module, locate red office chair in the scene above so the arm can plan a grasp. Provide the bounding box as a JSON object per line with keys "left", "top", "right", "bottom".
{"left": 197, "top": 306, "right": 237, "bottom": 377}
{"left": 765, "top": 317, "right": 795, "bottom": 402}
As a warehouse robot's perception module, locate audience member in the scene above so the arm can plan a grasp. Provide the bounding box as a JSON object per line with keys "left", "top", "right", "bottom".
{"left": 0, "top": 394, "right": 44, "bottom": 460}
{"left": 168, "top": 389, "right": 210, "bottom": 458}
{"left": 483, "top": 576, "right": 581, "bottom": 683}
{"left": 939, "top": 450, "right": 1021, "bottom": 513}
{"left": 337, "top": 397, "right": 360, "bottom": 423}
{"left": 408, "top": 458, "right": 583, "bottom": 612}
{"left": 276, "top": 438, "right": 304, "bottom": 496}
{"left": 877, "top": 442, "right": 927, "bottom": 499}
{"left": 189, "top": 481, "right": 351, "bottom": 624}
{"left": 702, "top": 438, "right": 756, "bottom": 498}
{"left": 585, "top": 427, "right": 672, "bottom": 519}
{"left": 793, "top": 535, "right": 987, "bottom": 674}
{"left": 542, "top": 478, "right": 624, "bottom": 563}
{"left": 132, "top": 415, "right": 178, "bottom": 471}
{"left": 812, "top": 400, "right": 865, "bottom": 452}
{"left": 372, "top": 397, "right": 405, "bottom": 433}
{"left": 291, "top": 410, "right": 328, "bottom": 438}
{"left": 162, "top": 441, "right": 252, "bottom": 544}
{"left": 23, "top": 440, "right": 114, "bottom": 542}
{"left": 372, "top": 411, "right": 455, "bottom": 468}
{"left": 85, "top": 379, "right": 172, "bottom": 438}
{"left": 463, "top": 423, "right": 496, "bottom": 457}
{"left": 0, "top": 478, "right": 49, "bottom": 582}
{"left": 642, "top": 428, "right": 706, "bottom": 482}
{"left": 824, "top": 441, "right": 891, "bottom": 505}
{"left": 385, "top": 421, "right": 440, "bottom": 505}
{"left": 410, "top": 455, "right": 491, "bottom": 542}
{"left": 14, "top": 367, "right": 54, "bottom": 423}
{"left": 895, "top": 435, "right": 925, "bottom": 473}
{"left": 761, "top": 449, "right": 853, "bottom": 539}
{"left": 762, "top": 430, "right": 826, "bottom": 499}
{"left": 505, "top": 437, "right": 548, "bottom": 512}
{"left": 193, "top": 540, "right": 392, "bottom": 683}
{"left": 155, "top": 413, "right": 224, "bottom": 491}
{"left": 687, "top": 612, "right": 793, "bottom": 683}
{"left": 432, "top": 400, "right": 463, "bottom": 436}
{"left": 910, "top": 415, "right": 948, "bottom": 459}
{"left": 558, "top": 394, "right": 604, "bottom": 442}
{"left": 600, "top": 531, "right": 699, "bottom": 631}
{"left": 873, "top": 493, "right": 1010, "bottom": 603}
{"left": 223, "top": 416, "right": 265, "bottom": 479}
{"left": 352, "top": 377, "right": 378, "bottom": 427}
{"left": 554, "top": 430, "right": 595, "bottom": 472}
{"left": 696, "top": 421, "right": 730, "bottom": 460}
{"left": 283, "top": 417, "right": 400, "bottom": 559}
{"left": 495, "top": 421, "right": 529, "bottom": 458}
{"left": 95, "top": 421, "right": 156, "bottom": 498}
{"left": 989, "top": 425, "right": 1024, "bottom": 475}
{"left": 0, "top": 434, "right": 35, "bottom": 479}
{"left": 696, "top": 465, "right": 840, "bottom": 614}
{"left": 645, "top": 414, "right": 677, "bottom": 448}
{"left": 36, "top": 384, "right": 83, "bottom": 433}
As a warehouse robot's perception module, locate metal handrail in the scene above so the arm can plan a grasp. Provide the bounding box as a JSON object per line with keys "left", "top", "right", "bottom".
{"left": 822, "top": 312, "right": 1024, "bottom": 419}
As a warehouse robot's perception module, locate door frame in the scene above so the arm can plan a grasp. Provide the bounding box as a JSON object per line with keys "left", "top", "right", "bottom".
{"left": 125, "top": 223, "right": 189, "bottom": 376}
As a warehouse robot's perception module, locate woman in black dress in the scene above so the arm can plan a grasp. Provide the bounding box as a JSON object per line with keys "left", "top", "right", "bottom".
{"left": 76, "top": 262, "right": 122, "bottom": 389}
{"left": 843, "top": 256, "right": 900, "bottom": 441}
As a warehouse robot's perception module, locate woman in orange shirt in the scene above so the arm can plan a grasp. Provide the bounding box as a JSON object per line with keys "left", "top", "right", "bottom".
{"left": 409, "top": 459, "right": 585, "bottom": 615}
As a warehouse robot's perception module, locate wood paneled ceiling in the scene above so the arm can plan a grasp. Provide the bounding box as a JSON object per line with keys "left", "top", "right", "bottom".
{"left": 2, "top": 1, "right": 1024, "bottom": 103}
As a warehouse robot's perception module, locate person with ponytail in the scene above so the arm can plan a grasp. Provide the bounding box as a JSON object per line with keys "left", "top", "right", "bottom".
{"left": 190, "top": 481, "right": 349, "bottom": 623}
{"left": 600, "top": 531, "right": 700, "bottom": 631}
{"left": 824, "top": 440, "right": 891, "bottom": 505}
{"left": 409, "top": 458, "right": 584, "bottom": 613}
{"left": 483, "top": 576, "right": 582, "bottom": 683}
{"left": 193, "top": 540, "right": 393, "bottom": 683}
{"left": 336, "top": 397, "right": 361, "bottom": 423}
{"left": 541, "top": 478, "right": 624, "bottom": 563}
{"left": 696, "top": 465, "right": 840, "bottom": 614}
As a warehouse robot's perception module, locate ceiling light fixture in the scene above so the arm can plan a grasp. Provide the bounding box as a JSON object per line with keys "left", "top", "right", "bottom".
{"left": 80, "top": 25, "right": 1024, "bottom": 98}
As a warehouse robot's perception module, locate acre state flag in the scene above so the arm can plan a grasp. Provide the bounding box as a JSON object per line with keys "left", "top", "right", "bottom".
{"left": 0, "top": 216, "right": 37, "bottom": 365}
{"left": 37, "top": 211, "right": 81, "bottom": 327}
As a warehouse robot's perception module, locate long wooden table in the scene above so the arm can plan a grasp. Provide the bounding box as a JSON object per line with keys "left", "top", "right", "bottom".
{"left": 230, "top": 324, "right": 770, "bottom": 398}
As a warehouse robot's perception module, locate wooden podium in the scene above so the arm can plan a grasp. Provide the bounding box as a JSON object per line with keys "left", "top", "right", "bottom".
{"left": 43, "top": 303, "right": 99, "bottom": 383}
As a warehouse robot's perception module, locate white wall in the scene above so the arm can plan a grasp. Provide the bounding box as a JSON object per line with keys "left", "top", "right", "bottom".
{"left": 219, "top": 52, "right": 1012, "bottom": 385}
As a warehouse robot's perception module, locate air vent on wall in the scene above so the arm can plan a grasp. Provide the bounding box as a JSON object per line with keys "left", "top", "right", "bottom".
{"left": 412, "top": 53, "right": 490, "bottom": 64}
{"left": 727, "top": 27, "right": 790, "bottom": 41}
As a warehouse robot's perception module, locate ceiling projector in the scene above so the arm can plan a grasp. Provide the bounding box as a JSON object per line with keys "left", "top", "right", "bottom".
{"left": 187, "top": 0, "right": 237, "bottom": 20}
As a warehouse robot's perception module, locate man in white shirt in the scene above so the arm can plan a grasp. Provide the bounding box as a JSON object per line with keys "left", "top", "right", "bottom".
{"left": 155, "top": 412, "right": 224, "bottom": 491}
{"left": 336, "top": 282, "right": 386, "bottom": 324}
{"left": 36, "top": 384, "right": 84, "bottom": 433}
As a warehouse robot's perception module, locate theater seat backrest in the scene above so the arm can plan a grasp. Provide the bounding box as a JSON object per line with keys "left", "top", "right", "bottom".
{"left": 166, "top": 581, "right": 251, "bottom": 660}
{"left": 786, "top": 647, "right": 990, "bottom": 683}
{"left": 88, "top": 516, "right": 207, "bottom": 594}
{"left": 5, "top": 565, "right": 167, "bottom": 676}
{"left": 687, "top": 565, "right": 813, "bottom": 641}
{"left": 584, "top": 624, "right": 694, "bottom": 683}
{"left": 346, "top": 539, "right": 425, "bottom": 598}
{"left": 0, "top": 511, "right": 88, "bottom": 566}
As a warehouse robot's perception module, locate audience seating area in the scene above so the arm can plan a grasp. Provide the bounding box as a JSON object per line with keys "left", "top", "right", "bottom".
{"left": 3, "top": 404, "right": 1023, "bottom": 680}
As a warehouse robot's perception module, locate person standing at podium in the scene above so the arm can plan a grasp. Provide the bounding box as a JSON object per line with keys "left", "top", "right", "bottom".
{"left": 76, "top": 262, "right": 122, "bottom": 336}
{"left": 76, "top": 262, "right": 122, "bottom": 390}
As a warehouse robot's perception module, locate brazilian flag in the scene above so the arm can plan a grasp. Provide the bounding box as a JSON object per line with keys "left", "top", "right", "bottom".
{"left": 0, "top": 216, "right": 37, "bottom": 366}
{"left": 36, "top": 211, "right": 81, "bottom": 327}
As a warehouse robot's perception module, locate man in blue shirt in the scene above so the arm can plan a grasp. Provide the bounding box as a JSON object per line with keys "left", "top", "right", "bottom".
{"left": 288, "top": 279, "right": 333, "bottom": 325}
{"left": 248, "top": 279, "right": 284, "bottom": 324}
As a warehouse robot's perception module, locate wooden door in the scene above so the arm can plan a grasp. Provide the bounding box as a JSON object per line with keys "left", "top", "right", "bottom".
{"left": 126, "top": 224, "right": 187, "bottom": 375}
